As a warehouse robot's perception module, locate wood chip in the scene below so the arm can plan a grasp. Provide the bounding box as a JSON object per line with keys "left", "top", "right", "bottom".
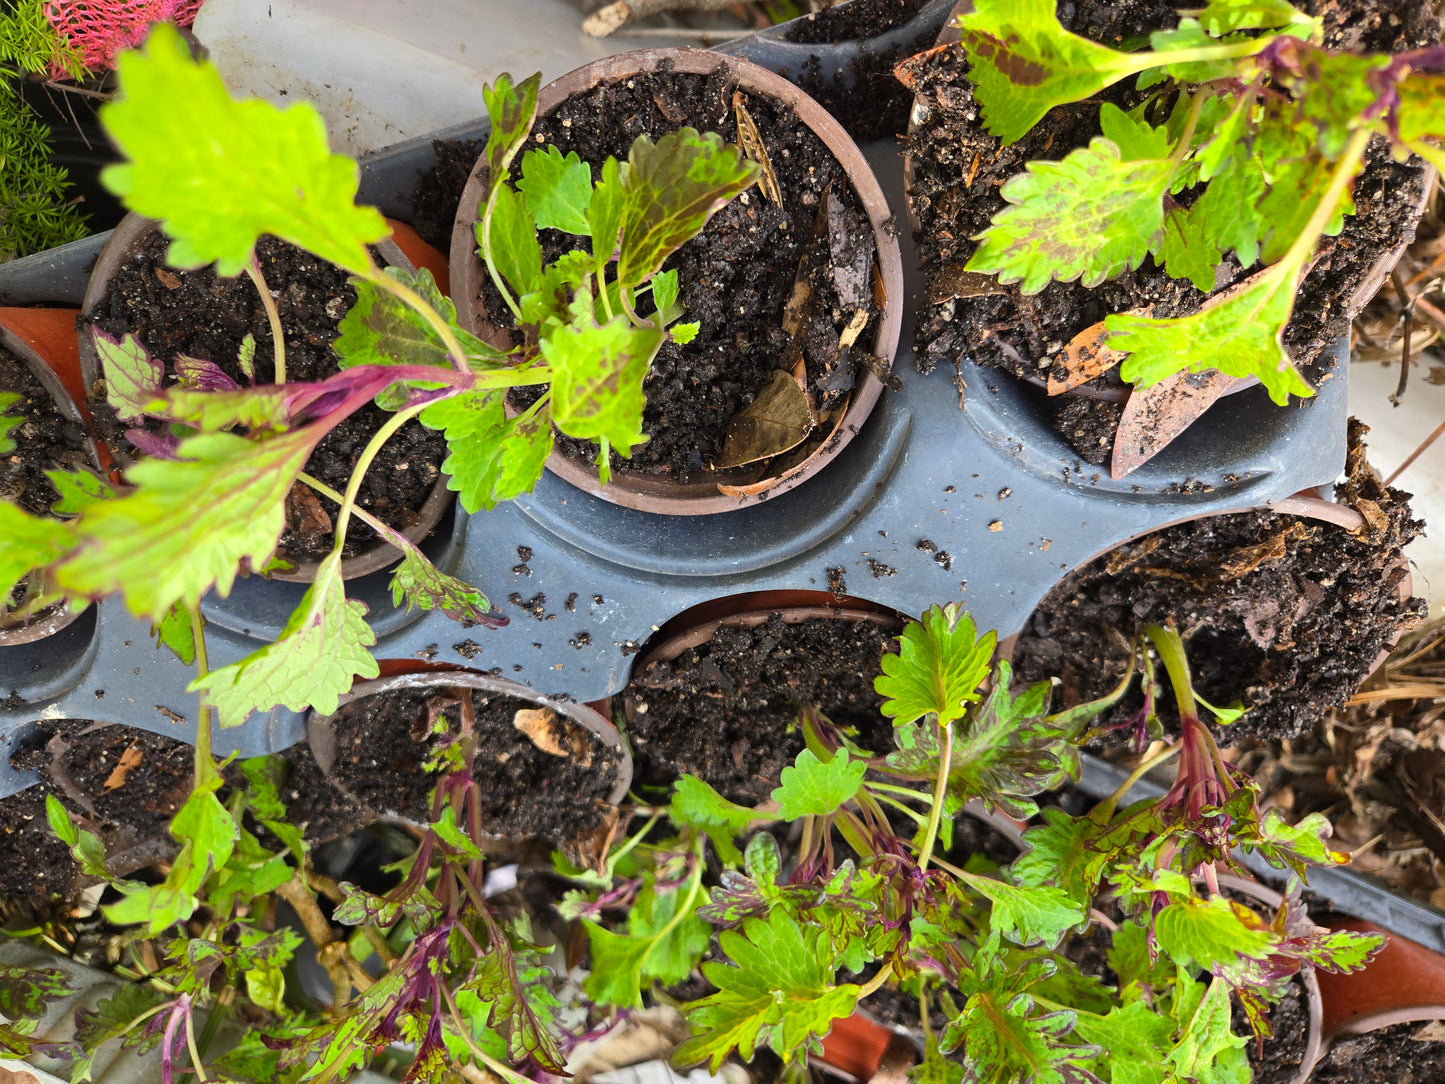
{"left": 839, "top": 309, "right": 870, "bottom": 349}
{"left": 732, "top": 91, "right": 781, "bottom": 207}
{"left": 103, "top": 742, "right": 143, "bottom": 792}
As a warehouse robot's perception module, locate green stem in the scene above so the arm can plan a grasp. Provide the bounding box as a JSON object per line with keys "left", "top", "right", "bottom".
{"left": 869, "top": 782, "right": 935, "bottom": 803}
{"left": 617, "top": 285, "right": 654, "bottom": 330}
{"left": 244, "top": 255, "right": 286, "bottom": 385}
{"left": 297, "top": 472, "right": 402, "bottom": 547}
{"left": 1142, "top": 623, "right": 1197, "bottom": 722}
{"left": 190, "top": 605, "right": 215, "bottom": 787}
{"left": 369, "top": 270, "right": 473, "bottom": 375}
{"left": 873, "top": 793, "right": 927, "bottom": 825}
{"left": 857, "top": 962, "right": 895, "bottom": 999}
{"left": 597, "top": 267, "right": 616, "bottom": 322}
{"left": 603, "top": 810, "right": 662, "bottom": 877}
{"left": 1171, "top": 90, "right": 1205, "bottom": 163}
{"left": 1276, "top": 126, "right": 1373, "bottom": 277}
{"left": 184, "top": 1004, "right": 208, "bottom": 1083}
{"left": 1096, "top": 742, "right": 1182, "bottom": 821}
{"left": 917, "top": 722, "right": 954, "bottom": 875}
{"left": 478, "top": 190, "right": 524, "bottom": 325}
{"left": 1119, "top": 34, "right": 1275, "bottom": 78}
{"left": 329, "top": 400, "right": 429, "bottom": 556}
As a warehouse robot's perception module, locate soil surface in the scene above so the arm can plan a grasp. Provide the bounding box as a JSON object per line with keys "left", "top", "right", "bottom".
{"left": 782, "top": 0, "right": 938, "bottom": 142}
{"left": 0, "top": 721, "right": 196, "bottom": 901}
{"left": 86, "top": 231, "right": 447, "bottom": 562}
{"left": 496, "top": 66, "right": 880, "bottom": 484}
{"left": 411, "top": 137, "right": 486, "bottom": 254}
{"left": 1012, "top": 422, "right": 1426, "bottom": 743}
{"left": 902, "top": 0, "right": 1435, "bottom": 459}
{"left": 1308, "top": 1022, "right": 1445, "bottom": 1083}
{"left": 625, "top": 613, "right": 899, "bottom": 802}
{"left": 319, "top": 685, "right": 621, "bottom": 846}
{"left": 1242, "top": 975, "right": 1311, "bottom": 1084}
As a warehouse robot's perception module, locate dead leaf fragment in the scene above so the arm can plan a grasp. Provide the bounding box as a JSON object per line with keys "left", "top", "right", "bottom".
{"left": 103, "top": 742, "right": 143, "bottom": 792}
{"left": 513, "top": 707, "right": 565, "bottom": 756}
{"left": 715, "top": 369, "right": 815, "bottom": 469}
{"left": 1110, "top": 367, "right": 1247, "bottom": 479}
{"left": 839, "top": 309, "right": 870, "bottom": 349}
{"left": 154, "top": 268, "right": 181, "bottom": 290}
{"left": 928, "top": 264, "right": 1011, "bottom": 306}
{"left": 1051, "top": 319, "right": 1131, "bottom": 395}
{"left": 733, "top": 92, "right": 781, "bottom": 207}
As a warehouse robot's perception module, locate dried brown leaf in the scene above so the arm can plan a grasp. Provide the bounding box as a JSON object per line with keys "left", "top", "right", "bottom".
{"left": 714, "top": 368, "right": 815, "bottom": 469}
{"left": 103, "top": 742, "right": 143, "bottom": 792}
{"left": 732, "top": 92, "right": 781, "bottom": 207}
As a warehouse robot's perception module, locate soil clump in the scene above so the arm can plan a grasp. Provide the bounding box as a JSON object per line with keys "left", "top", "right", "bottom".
{"left": 1308, "top": 1022, "right": 1445, "bottom": 1083}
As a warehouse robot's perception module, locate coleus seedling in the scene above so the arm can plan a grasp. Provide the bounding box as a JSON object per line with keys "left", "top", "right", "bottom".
{"left": 942, "top": 0, "right": 1445, "bottom": 405}
{"left": 558, "top": 604, "right": 1382, "bottom": 1084}
{"left": 0, "top": 23, "right": 755, "bottom": 731}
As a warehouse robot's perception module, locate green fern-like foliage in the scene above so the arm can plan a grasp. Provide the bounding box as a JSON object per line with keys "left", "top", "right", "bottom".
{"left": 0, "top": 0, "right": 90, "bottom": 261}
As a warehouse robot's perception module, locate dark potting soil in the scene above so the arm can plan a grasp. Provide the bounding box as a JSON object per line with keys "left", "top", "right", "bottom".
{"left": 87, "top": 232, "right": 447, "bottom": 562}
{"left": 902, "top": 0, "right": 1435, "bottom": 459}
{"left": 261, "top": 742, "right": 370, "bottom": 848}
{"left": 411, "top": 137, "right": 487, "bottom": 254}
{"left": 1012, "top": 422, "right": 1426, "bottom": 743}
{"left": 625, "top": 614, "right": 898, "bottom": 803}
{"left": 500, "top": 67, "right": 880, "bottom": 484}
{"left": 1309, "top": 1022, "right": 1445, "bottom": 1083}
{"left": 780, "top": 0, "right": 936, "bottom": 142}
{"left": 1242, "top": 975, "right": 1312, "bottom": 1084}
{"left": 0, "top": 344, "right": 89, "bottom": 518}
{"left": 320, "top": 686, "right": 621, "bottom": 845}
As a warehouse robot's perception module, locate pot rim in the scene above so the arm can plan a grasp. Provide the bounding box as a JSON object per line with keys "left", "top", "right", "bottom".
{"left": 0, "top": 319, "right": 102, "bottom": 647}
{"left": 449, "top": 46, "right": 904, "bottom": 515}
{"left": 307, "top": 669, "right": 633, "bottom": 808}
{"left": 76, "top": 212, "right": 454, "bottom": 583}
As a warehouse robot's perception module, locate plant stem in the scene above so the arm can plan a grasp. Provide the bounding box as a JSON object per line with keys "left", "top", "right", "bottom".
{"left": 869, "top": 782, "right": 935, "bottom": 803}
{"left": 1142, "top": 624, "right": 1197, "bottom": 722}
{"left": 369, "top": 269, "right": 474, "bottom": 375}
{"left": 329, "top": 400, "right": 429, "bottom": 556}
{"left": 602, "top": 810, "right": 662, "bottom": 877}
{"left": 873, "top": 793, "right": 927, "bottom": 826}
{"left": 184, "top": 1002, "right": 209, "bottom": 1083}
{"left": 478, "top": 192, "right": 524, "bottom": 325}
{"left": 918, "top": 723, "right": 954, "bottom": 875}
{"left": 857, "top": 962, "right": 894, "bottom": 998}
{"left": 1171, "top": 91, "right": 1205, "bottom": 162}
{"left": 618, "top": 286, "right": 654, "bottom": 330}
{"left": 189, "top": 605, "right": 215, "bottom": 787}
{"left": 1276, "top": 127, "right": 1373, "bottom": 279}
{"left": 1096, "top": 742, "right": 1182, "bottom": 821}
{"left": 244, "top": 254, "right": 287, "bottom": 385}
{"left": 297, "top": 471, "right": 405, "bottom": 548}
{"left": 1118, "top": 34, "right": 1275, "bottom": 78}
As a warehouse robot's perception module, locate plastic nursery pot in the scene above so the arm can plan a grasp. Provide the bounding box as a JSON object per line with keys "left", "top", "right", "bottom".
{"left": 76, "top": 212, "right": 454, "bottom": 583}
{"left": 449, "top": 47, "right": 904, "bottom": 515}
{"left": 622, "top": 593, "right": 904, "bottom": 801}
{"left": 306, "top": 670, "right": 633, "bottom": 868}
{"left": 896, "top": 1, "right": 1434, "bottom": 478}
{"left": 1004, "top": 488, "right": 1418, "bottom": 744}
{"left": 0, "top": 313, "right": 103, "bottom": 647}
{"left": 1307, "top": 918, "right": 1445, "bottom": 1074}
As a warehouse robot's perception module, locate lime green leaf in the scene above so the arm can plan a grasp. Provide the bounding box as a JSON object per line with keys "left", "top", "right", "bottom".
{"left": 1196, "top": 0, "right": 1320, "bottom": 34}
{"left": 1256, "top": 149, "right": 1353, "bottom": 265}
{"left": 487, "top": 183, "right": 544, "bottom": 299}
{"left": 543, "top": 316, "right": 660, "bottom": 452}
{"left": 0, "top": 393, "right": 22, "bottom": 456}
{"left": 0, "top": 501, "right": 73, "bottom": 603}
{"left": 55, "top": 429, "right": 310, "bottom": 621}
{"left": 46, "top": 796, "right": 111, "bottom": 880}
{"left": 92, "top": 331, "right": 163, "bottom": 423}
{"left": 615, "top": 128, "right": 759, "bottom": 290}
{"left": 1165, "top": 978, "right": 1248, "bottom": 1082}
{"left": 335, "top": 267, "right": 508, "bottom": 374}
{"left": 583, "top": 924, "right": 653, "bottom": 1009}
{"left": 518, "top": 145, "right": 593, "bottom": 235}
{"left": 240, "top": 755, "right": 307, "bottom": 862}
{"left": 1192, "top": 147, "right": 1269, "bottom": 268}
{"left": 162, "top": 386, "right": 292, "bottom": 432}
{"left": 1195, "top": 94, "right": 1252, "bottom": 183}
{"left": 190, "top": 552, "right": 379, "bottom": 726}
{"left": 943, "top": 991, "right": 1096, "bottom": 1084}
{"left": 1099, "top": 103, "right": 1173, "bottom": 161}
{"left": 651, "top": 269, "right": 684, "bottom": 324}
{"left": 671, "top": 321, "right": 700, "bottom": 345}
{"left": 419, "top": 388, "right": 552, "bottom": 512}
{"left": 588, "top": 155, "right": 625, "bottom": 278}
{"left": 45, "top": 469, "right": 115, "bottom": 515}
{"left": 483, "top": 72, "right": 541, "bottom": 182}
{"left": 101, "top": 23, "right": 387, "bottom": 277}
{"left": 151, "top": 600, "right": 198, "bottom": 666}
{"left": 1010, "top": 808, "right": 1093, "bottom": 909}
{"left": 964, "top": 875, "right": 1082, "bottom": 948}
{"left": 1153, "top": 895, "right": 1274, "bottom": 973}
{"left": 171, "top": 786, "right": 240, "bottom": 885}
{"left": 1158, "top": 205, "right": 1221, "bottom": 292}
{"left": 875, "top": 603, "right": 995, "bottom": 729}
{"left": 956, "top": 0, "right": 1140, "bottom": 145}
{"left": 1109, "top": 267, "right": 1312, "bottom": 405}
{"left": 586, "top": 878, "right": 711, "bottom": 1007}
{"left": 1072, "top": 1002, "right": 1173, "bottom": 1084}
{"left": 389, "top": 546, "right": 496, "bottom": 625}
{"left": 674, "top": 912, "right": 860, "bottom": 1071}
{"left": 672, "top": 775, "right": 757, "bottom": 835}
{"left": 772, "top": 749, "right": 866, "bottom": 819}
{"left": 967, "top": 138, "right": 1175, "bottom": 294}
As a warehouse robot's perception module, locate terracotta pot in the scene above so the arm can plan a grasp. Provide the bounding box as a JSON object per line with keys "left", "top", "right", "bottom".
{"left": 76, "top": 212, "right": 454, "bottom": 582}
{"left": 898, "top": 2, "right": 1433, "bottom": 474}
{"left": 449, "top": 48, "right": 904, "bottom": 515}
{"left": 1002, "top": 492, "right": 1415, "bottom": 728}
{"left": 0, "top": 313, "right": 104, "bottom": 647}
{"left": 1311, "top": 919, "right": 1445, "bottom": 1059}
{"left": 307, "top": 669, "right": 634, "bottom": 819}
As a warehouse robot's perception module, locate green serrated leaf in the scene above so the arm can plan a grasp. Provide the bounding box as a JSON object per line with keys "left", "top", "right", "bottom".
{"left": 419, "top": 389, "right": 552, "bottom": 513}
{"left": 943, "top": 990, "right": 1095, "bottom": 1084}
{"left": 46, "top": 796, "right": 111, "bottom": 880}
{"left": 965, "top": 875, "right": 1083, "bottom": 948}
{"left": 967, "top": 137, "right": 1175, "bottom": 294}
{"left": 875, "top": 603, "right": 995, "bottom": 729}
{"left": 672, "top": 775, "right": 757, "bottom": 834}
{"left": 484, "top": 72, "right": 542, "bottom": 182}
{"left": 45, "top": 469, "right": 115, "bottom": 516}
{"left": 957, "top": 0, "right": 1141, "bottom": 145}
{"left": 1010, "top": 808, "right": 1092, "bottom": 909}
{"left": 1073, "top": 1001, "right": 1173, "bottom": 1084}
{"left": 615, "top": 128, "right": 759, "bottom": 290}
{"left": 1158, "top": 205, "right": 1221, "bottom": 292}
{"left": 517, "top": 144, "right": 593, "bottom": 235}
{"left": 92, "top": 331, "right": 163, "bottom": 423}
{"left": 1196, "top": 0, "right": 1320, "bottom": 35}
{"left": 0, "top": 500, "right": 73, "bottom": 604}
{"left": 1109, "top": 266, "right": 1312, "bottom": 404}
{"left": 671, "top": 321, "right": 700, "bottom": 345}
{"left": 1154, "top": 895, "right": 1274, "bottom": 973}
{"left": 1099, "top": 103, "right": 1173, "bottom": 161}
{"left": 1165, "top": 978, "right": 1248, "bottom": 1082}
{"left": 486, "top": 182, "right": 544, "bottom": 299}
{"left": 588, "top": 155, "right": 625, "bottom": 278}
{"left": 651, "top": 268, "right": 683, "bottom": 324}
{"left": 190, "top": 552, "right": 379, "bottom": 726}
{"left": 101, "top": 23, "right": 387, "bottom": 277}
{"left": 389, "top": 546, "right": 496, "bottom": 625}
{"left": 771, "top": 748, "right": 866, "bottom": 819}
{"left": 335, "top": 266, "right": 507, "bottom": 376}
{"left": 162, "top": 385, "right": 292, "bottom": 432}
{"left": 674, "top": 911, "right": 860, "bottom": 1071}
{"left": 543, "top": 315, "right": 660, "bottom": 452}
{"left": 151, "top": 600, "right": 198, "bottom": 666}
{"left": 55, "top": 429, "right": 311, "bottom": 621}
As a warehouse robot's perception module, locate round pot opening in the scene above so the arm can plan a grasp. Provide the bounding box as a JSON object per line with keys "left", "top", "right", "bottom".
{"left": 450, "top": 48, "right": 904, "bottom": 515}
{"left": 0, "top": 318, "right": 103, "bottom": 646}
{"left": 307, "top": 671, "right": 633, "bottom": 869}
{"left": 1008, "top": 482, "right": 1421, "bottom": 746}
{"left": 77, "top": 213, "right": 456, "bottom": 582}
{"left": 898, "top": 0, "right": 1435, "bottom": 478}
